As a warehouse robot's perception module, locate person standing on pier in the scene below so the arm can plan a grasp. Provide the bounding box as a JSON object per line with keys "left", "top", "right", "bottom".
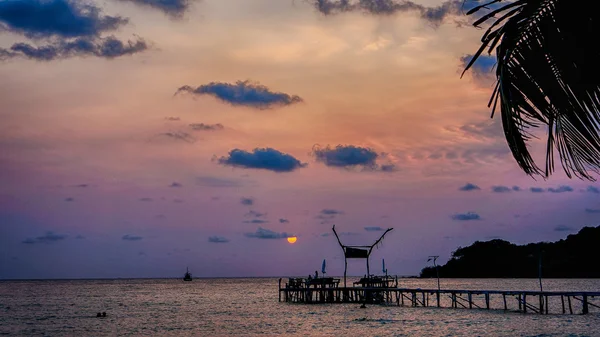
{"left": 314, "top": 271, "right": 318, "bottom": 279}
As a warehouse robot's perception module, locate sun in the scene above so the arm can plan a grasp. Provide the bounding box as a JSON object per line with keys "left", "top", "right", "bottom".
{"left": 287, "top": 236, "right": 297, "bottom": 244}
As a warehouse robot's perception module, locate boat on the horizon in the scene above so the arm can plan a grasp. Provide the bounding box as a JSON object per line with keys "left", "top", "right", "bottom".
{"left": 183, "top": 267, "right": 192, "bottom": 281}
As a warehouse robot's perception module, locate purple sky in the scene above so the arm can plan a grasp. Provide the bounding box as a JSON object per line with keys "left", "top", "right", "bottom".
{"left": 1, "top": 0, "right": 599, "bottom": 279}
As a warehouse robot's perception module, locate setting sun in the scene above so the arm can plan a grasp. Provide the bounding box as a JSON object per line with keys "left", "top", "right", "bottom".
{"left": 287, "top": 236, "right": 297, "bottom": 244}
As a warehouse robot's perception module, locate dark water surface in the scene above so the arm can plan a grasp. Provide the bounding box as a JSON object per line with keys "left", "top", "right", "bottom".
{"left": 1, "top": 278, "right": 599, "bottom": 336}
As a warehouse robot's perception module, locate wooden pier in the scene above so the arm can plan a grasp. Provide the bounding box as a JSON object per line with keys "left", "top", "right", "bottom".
{"left": 278, "top": 278, "right": 600, "bottom": 315}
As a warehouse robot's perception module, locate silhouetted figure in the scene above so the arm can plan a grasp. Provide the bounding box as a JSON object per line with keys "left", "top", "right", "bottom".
{"left": 307, "top": 275, "right": 312, "bottom": 281}
{"left": 314, "top": 270, "right": 318, "bottom": 279}
{"left": 102, "top": 312, "right": 106, "bottom": 317}
{"left": 96, "top": 313, "right": 102, "bottom": 317}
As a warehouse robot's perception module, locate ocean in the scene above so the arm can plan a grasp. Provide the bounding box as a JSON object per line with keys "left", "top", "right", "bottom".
{"left": 1, "top": 278, "right": 599, "bottom": 336}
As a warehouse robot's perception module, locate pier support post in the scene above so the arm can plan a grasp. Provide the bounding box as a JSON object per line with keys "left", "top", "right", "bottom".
{"left": 568, "top": 296, "right": 573, "bottom": 314}
{"left": 518, "top": 294, "right": 522, "bottom": 312}
{"left": 485, "top": 292, "right": 490, "bottom": 310}
{"left": 583, "top": 295, "right": 589, "bottom": 315}
{"left": 468, "top": 292, "right": 472, "bottom": 309}
{"left": 561, "top": 295, "right": 565, "bottom": 314}
{"left": 437, "top": 291, "right": 441, "bottom": 307}
{"left": 523, "top": 295, "right": 527, "bottom": 313}
{"left": 503, "top": 294, "right": 507, "bottom": 311}
{"left": 278, "top": 279, "right": 282, "bottom": 302}
{"left": 539, "top": 295, "right": 544, "bottom": 315}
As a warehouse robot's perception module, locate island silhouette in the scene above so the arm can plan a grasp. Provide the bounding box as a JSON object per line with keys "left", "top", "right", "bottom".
{"left": 420, "top": 226, "right": 600, "bottom": 278}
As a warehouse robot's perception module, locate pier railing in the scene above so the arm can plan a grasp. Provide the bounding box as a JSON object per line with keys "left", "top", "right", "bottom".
{"left": 278, "top": 278, "right": 599, "bottom": 315}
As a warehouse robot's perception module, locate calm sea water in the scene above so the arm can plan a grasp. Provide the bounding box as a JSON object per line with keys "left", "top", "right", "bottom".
{"left": 1, "top": 278, "right": 599, "bottom": 336}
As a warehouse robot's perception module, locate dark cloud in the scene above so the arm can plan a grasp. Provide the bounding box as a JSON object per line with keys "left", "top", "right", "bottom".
{"left": 245, "top": 210, "right": 266, "bottom": 218}
{"left": 165, "top": 116, "right": 180, "bottom": 121}
{"left": 240, "top": 197, "right": 254, "bottom": 206}
{"left": 139, "top": 197, "right": 153, "bottom": 201}
{"left": 451, "top": 212, "right": 481, "bottom": 221}
{"left": 0, "top": 36, "right": 147, "bottom": 61}
{"left": 175, "top": 80, "right": 303, "bottom": 109}
{"left": 117, "top": 0, "right": 192, "bottom": 18}
{"left": 585, "top": 208, "right": 600, "bottom": 214}
{"left": 512, "top": 186, "right": 521, "bottom": 191}
{"left": 75, "top": 184, "right": 89, "bottom": 188}
{"left": 316, "top": 209, "right": 344, "bottom": 224}
{"left": 586, "top": 186, "right": 600, "bottom": 194}
{"left": 243, "top": 219, "right": 269, "bottom": 224}
{"left": 279, "top": 218, "right": 290, "bottom": 224}
{"left": 0, "top": 0, "right": 127, "bottom": 39}
{"left": 22, "top": 231, "right": 68, "bottom": 244}
{"left": 491, "top": 186, "right": 511, "bottom": 193}
{"left": 189, "top": 123, "right": 224, "bottom": 131}
{"left": 64, "top": 197, "right": 75, "bottom": 201}
{"left": 208, "top": 236, "right": 230, "bottom": 243}
{"left": 364, "top": 226, "right": 385, "bottom": 232}
{"left": 122, "top": 234, "right": 143, "bottom": 241}
{"left": 460, "top": 54, "right": 496, "bottom": 81}
{"left": 217, "top": 148, "right": 306, "bottom": 172}
{"left": 244, "top": 227, "right": 292, "bottom": 239}
{"left": 170, "top": 182, "right": 183, "bottom": 188}
{"left": 313, "top": 145, "right": 385, "bottom": 170}
{"left": 547, "top": 185, "right": 573, "bottom": 193}
{"left": 459, "top": 183, "right": 480, "bottom": 191}
{"left": 530, "top": 187, "right": 545, "bottom": 193}
{"left": 311, "top": 0, "right": 463, "bottom": 25}
{"left": 554, "top": 225, "right": 574, "bottom": 232}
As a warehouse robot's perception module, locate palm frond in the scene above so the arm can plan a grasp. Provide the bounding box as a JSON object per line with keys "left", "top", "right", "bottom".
{"left": 465, "top": 0, "right": 600, "bottom": 180}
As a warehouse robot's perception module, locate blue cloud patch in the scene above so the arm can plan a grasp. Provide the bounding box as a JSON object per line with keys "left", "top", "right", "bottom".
{"left": 364, "top": 226, "right": 385, "bottom": 232}
{"left": 122, "top": 234, "right": 143, "bottom": 241}
{"left": 491, "top": 186, "right": 511, "bottom": 193}
{"left": 118, "top": 0, "right": 193, "bottom": 18}
{"left": 312, "top": 0, "right": 462, "bottom": 25}
{"left": 244, "top": 227, "right": 292, "bottom": 239}
{"left": 312, "top": 145, "right": 393, "bottom": 171}
{"left": 217, "top": 148, "right": 306, "bottom": 172}
{"left": 586, "top": 186, "right": 600, "bottom": 194}
{"left": 0, "top": 0, "right": 127, "bottom": 39}
{"left": 176, "top": 80, "right": 303, "bottom": 109}
{"left": 451, "top": 212, "right": 481, "bottom": 221}
{"left": 460, "top": 54, "right": 496, "bottom": 79}
{"left": 22, "top": 231, "right": 68, "bottom": 244}
{"left": 530, "top": 187, "right": 545, "bottom": 193}
{"left": 0, "top": 36, "right": 148, "bottom": 61}
{"left": 547, "top": 185, "right": 573, "bottom": 193}
{"left": 554, "top": 225, "right": 574, "bottom": 232}
{"left": 208, "top": 236, "right": 229, "bottom": 243}
{"left": 459, "top": 183, "right": 480, "bottom": 191}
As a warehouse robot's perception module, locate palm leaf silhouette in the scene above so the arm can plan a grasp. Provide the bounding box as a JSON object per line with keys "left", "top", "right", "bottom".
{"left": 463, "top": 0, "right": 600, "bottom": 180}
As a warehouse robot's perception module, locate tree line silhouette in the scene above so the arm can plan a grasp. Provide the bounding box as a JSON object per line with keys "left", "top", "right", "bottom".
{"left": 420, "top": 226, "right": 600, "bottom": 278}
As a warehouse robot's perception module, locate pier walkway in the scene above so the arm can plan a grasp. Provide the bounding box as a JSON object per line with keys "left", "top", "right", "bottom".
{"left": 278, "top": 278, "right": 600, "bottom": 315}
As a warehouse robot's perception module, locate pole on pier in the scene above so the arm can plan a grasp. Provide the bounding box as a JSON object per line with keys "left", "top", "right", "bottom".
{"left": 503, "top": 294, "right": 507, "bottom": 311}
{"left": 539, "top": 295, "right": 544, "bottom": 314}
{"left": 485, "top": 292, "right": 490, "bottom": 310}
{"left": 523, "top": 294, "right": 527, "bottom": 313}
{"left": 568, "top": 296, "right": 573, "bottom": 314}
{"left": 278, "top": 278, "right": 282, "bottom": 302}
{"left": 428, "top": 256, "right": 440, "bottom": 292}
{"left": 583, "top": 295, "right": 589, "bottom": 315}
{"left": 468, "top": 292, "right": 472, "bottom": 309}
{"left": 561, "top": 295, "right": 565, "bottom": 314}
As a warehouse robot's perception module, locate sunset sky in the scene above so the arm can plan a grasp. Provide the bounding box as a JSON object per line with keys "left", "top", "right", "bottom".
{"left": 1, "top": 0, "right": 598, "bottom": 279}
